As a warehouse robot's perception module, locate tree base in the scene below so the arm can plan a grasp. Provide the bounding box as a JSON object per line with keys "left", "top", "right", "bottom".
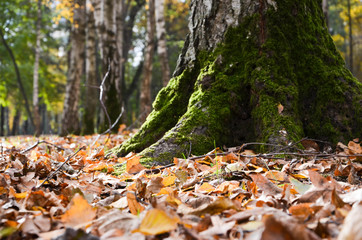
{"left": 112, "top": 0, "right": 362, "bottom": 165}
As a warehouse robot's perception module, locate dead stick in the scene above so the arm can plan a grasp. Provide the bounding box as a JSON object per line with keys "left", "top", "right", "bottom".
{"left": 35, "top": 146, "right": 86, "bottom": 189}
{"left": 21, "top": 140, "right": 66, "bottom": 154}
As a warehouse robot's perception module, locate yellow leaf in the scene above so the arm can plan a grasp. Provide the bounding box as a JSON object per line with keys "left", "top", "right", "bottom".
{"left": 134, "top": 209, "right": 179, "bottom": 235}
{"left": 14, "top": 191, "right": 28, "bottom": 199}
{"left": 61, "top": 194, "right": 96, "bottom": 227}
{"left": 277, "top": 103, "right": 284, "bottom": 114}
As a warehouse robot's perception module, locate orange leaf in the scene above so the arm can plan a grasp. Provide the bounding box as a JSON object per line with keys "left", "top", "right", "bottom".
{"left": 126, "top": 156, "right": 146, "bottom": 174}
{"left": 196, "top": 182, "right": 215, "bottom": 193}
{"left": 289, "top": 203, "right": 314, "bottom": 219}
{"left": 134, "top": 209, "right": 179, "bottom": 235}
{"left": 61, "top": 194, "right": 96, "bottom": 227}
{"left": 162, "top": 175, "right": 177, "bottom": 187}
{"left": 127, "top": 191, "right": 145, "bottom": 215}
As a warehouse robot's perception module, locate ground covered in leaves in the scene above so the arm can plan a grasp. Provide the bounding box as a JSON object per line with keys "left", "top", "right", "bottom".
{"left": 0, "top": 131, "right": 361, "bottom": 240}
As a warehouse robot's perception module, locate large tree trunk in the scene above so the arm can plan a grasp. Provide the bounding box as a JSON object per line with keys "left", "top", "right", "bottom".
{"left": 33, "top": 0, "right": 42, "bottom": 136}
{"left": 140, "top": 0, "right": 156, "bottom": 123}
{"left": 113, "top": 0, "right": 362, "bottom": 165}
{"left": 60, "top": 0, "right": 86, "bottom": 136}
{"left": 155, "top": 0, "right": 170, "bottom": 87}
{"left": 82, "top": 0, "right": 98, "bottom": 135}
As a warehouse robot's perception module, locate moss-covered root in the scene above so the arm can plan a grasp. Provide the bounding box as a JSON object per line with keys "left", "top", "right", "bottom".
{"left": 111, "top": 69, "right": 196, "bottom": 157}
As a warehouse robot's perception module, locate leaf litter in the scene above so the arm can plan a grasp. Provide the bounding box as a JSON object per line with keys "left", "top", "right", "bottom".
{"left": 0, "top": 134, "right": 361, "bottom": 239}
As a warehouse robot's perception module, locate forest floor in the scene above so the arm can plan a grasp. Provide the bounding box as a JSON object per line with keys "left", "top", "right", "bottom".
{"left": 0, "top": 129, "right": 361, "bottom": 240}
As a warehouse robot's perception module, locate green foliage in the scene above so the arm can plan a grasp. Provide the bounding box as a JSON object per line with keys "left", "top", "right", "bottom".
{"left": 0, "top": 0, "right": 67, "bottom": 132}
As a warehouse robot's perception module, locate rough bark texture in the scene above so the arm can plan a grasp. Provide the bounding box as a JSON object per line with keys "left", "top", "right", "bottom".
{"left": 140, "top": 0, "right": 156, "bottom": 122}
{"left": 155, "top": 0, "right": 170, "bottom": 87}
{"left": 83, "top": 0, "right": 98, "bottom": 134}
{"left": 113, "top": 0, "right": 362, "bottom": 166}
{"left": 60, "top": 0, "right": 86, "bottom": 136}
{"left": 33, "top": 0, "right": 42, "bottom": 136}
{"left": 90, "top": 0, "right": 144, "bottom": 131}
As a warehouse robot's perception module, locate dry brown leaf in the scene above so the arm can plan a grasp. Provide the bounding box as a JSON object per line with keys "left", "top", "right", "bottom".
{"left": 178, "top": 197, "right": 236, "bottom": 216}
{"left": 127, "top": 191, "right": 145, "bottom": 215}
{"left": 250, "top": 174, "right": 282, "bottom": 195}
{"left": 338, "top": 202, "right": 362, "bottom": 240}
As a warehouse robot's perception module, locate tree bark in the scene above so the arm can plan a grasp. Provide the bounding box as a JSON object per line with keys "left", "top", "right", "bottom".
{"left": 113, "top": 0, "right": 362, "bottom": 165}
{"left": 347, "top": 0, "right": 353, "bottom": 74}
{"left": 33, "top": 0, "right": 42, "bottom": 136}
{"left": 155, "top": 0, "right": 170, "bottom": 87}
{"left": 82, "top": 0, "right": 98, "bottom": 135}
{"left": 322, "top": 0, "right": 328, "bottom": 27}
{"left": 60, "top": 0, "right": 86, "bottom": 136}
{"left": 140, "top": 0, "right": 156, "bottom": 122}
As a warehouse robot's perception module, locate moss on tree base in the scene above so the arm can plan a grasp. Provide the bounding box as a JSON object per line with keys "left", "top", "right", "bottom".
{"left": 112, "top": 0, "right": 362, "bottom": 166}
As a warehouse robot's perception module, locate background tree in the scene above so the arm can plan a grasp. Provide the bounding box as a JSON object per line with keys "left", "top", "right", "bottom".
{"left": 33, "top": 0, "right": 42, "bottom": 136}
{"left": 82, "top": 0, "right": 98, "bottom": 134}
{"left": 60, "top": 0, "right": 86, "bottom": 136}
{"left": 155, "top": 0, "right": 171, "bottom": 87}
{"left": 140, "top": 0, "right": 156, "bottom": 123}
{"left": 113, "top": 0, "right": 362, "bottom": 165}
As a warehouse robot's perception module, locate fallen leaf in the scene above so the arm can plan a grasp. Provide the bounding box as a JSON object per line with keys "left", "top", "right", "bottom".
{"left": 134, "top": 208, "right": 179, "bottom": 235}
{"left": 127, "top": 191, "right": 145, "bottom": 215}
{"left": 126, "top": 155, "right": 146, "bottom": 174}
{"left": 61, "top": 193, "right": 96, "bottom": 227}
{"left": 338, "top": 202, "right": 362, "bottom": 240}
{"left": 250, "top": 174, "right": 282, "bottom": 195}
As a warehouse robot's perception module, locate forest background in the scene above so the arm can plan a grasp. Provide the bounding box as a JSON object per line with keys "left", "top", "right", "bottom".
{"left": 0, "top": 0, "right": 361, "bottom": 137}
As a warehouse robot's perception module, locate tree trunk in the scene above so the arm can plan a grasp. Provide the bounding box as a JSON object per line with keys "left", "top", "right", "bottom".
{"left": 322, "top": 0, "right": 328, "bottom": 27}
{"left": 113, "top": 0, "right": 362, "bottom": 165}
{"left": 347, "top": 0, "right": 353, "bottom": 74}
{"left": 140, "top": 0, "right": 156, "bottom": 123}
{"left": 33, "top": 0, "right": 42, "bottom": 136}
{"left": 0, "top": 28, "right": 34, "bottom": 130}
{"left": 60, "top": 0, "right": 86, "bottom": 136}
{"left": 0, "top": 105, "right": 4, "bottom": 136}
{"left": 82, "top": 0, "right": 98, "bottom": 135}
{"left": 155, "top": 0, "right": 170, "bottom": 87}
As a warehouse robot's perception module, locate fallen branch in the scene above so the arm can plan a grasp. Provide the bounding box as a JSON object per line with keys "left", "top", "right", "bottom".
{"left": 20, "top": 140, "right": 67, "bottom": 154}
{"left": 35, "top": 146, "right": 86, "bottom": 189}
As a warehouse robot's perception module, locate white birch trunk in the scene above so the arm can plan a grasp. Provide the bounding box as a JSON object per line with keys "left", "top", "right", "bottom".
{"left": 155, "top": 0, "right": 170, "bottom": 86}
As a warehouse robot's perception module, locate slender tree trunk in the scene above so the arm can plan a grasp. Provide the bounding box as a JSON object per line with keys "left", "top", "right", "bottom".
{"left": 83, "top": 0, "right": 98, "bottom": 134}
{"left": 347, "top": 0, "right": 353, "bottom": 74}
{"left": 322, "top": 0, "right": 328, "bottom": 27}
{"left": 12, "top": 109, "right": 20, "bottom": 136}
{"left": 0, "top": 105, "right": 4, "bottom": 136}
{"left": 113, "top": 0, "right": 362, "bottom": 165}
{"left": 0, "top": 28, "right": 34, "bottom": 129}
{"left": 140, "top": 0, "right": 156, "bottom": 122}
{"left": 155, "top": 0, "right": 170, "bottom": 86}
{"left": 60, "top": 0, "right": 86, "bottom": 136}
{"left": 33, "top": 0, "right": 42, "bottom": 136}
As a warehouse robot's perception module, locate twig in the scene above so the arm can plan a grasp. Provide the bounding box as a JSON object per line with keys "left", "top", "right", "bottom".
{"left": 20, "top": 140, "right": 66, "bottom": 154}
{"left": 35, "top": 146, "right": 86, "bottom": 189}
{"left": 91, "top": 62, "right": 124, "bottom": 147}
{"left": 277, "top": 137, "right": 308, "bottom": 152}
{"left": 99, "top": 63, "right": 112, "bottom": 129}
